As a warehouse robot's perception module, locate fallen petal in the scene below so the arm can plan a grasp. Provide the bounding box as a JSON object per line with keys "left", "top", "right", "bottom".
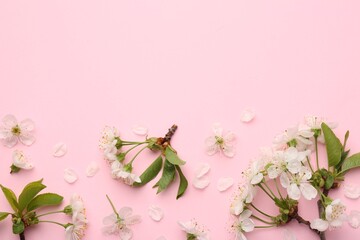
{"left": 148, "top": 205, "right": 164, "bottom": 222}
{"left": 344, "top": 184, "right": 360, "bottom": 199}
{"left": 193, "top": 176, "right": 210, "bottom": 189}
{"left": 283, "top": 229, "right": 297, "bottom": 240}
{"left": 240, "top": 108, "right": 256, "bottom": 123}
{"left": 86, "top": 161, "right": 99, "bottom": 177}
{"left": 64, "top": 168, "right": 78, "bottom": 183}
{"left": 132, "top": 125, "right": 148, "bottom": 136}
{"left": 195, "top": 163, "right": 211, "bottom": 178}
{"left": 348, "top": 210, "right": 360, "bottom": 229}
{"left": 156, "top": 237, "right": 167, "bottom": 240}
{"left": 53, "top": 142, "right": 67, "bottom": 157}
{"left": 217, "top": 177, "right": 234, "bottom": 192}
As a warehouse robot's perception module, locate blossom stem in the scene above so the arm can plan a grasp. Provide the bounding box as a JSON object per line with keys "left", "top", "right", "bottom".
{"left": 36, "top": 210, "right": 64, "bottom": 218}
{"left": 19, "top": 232, "right": 25, "bottom": 240}
{"left": 273, "top": 179, "right": 284, "bottom": 199}
{"left": 251, "top": 214, "right": 275, "bottom": 225}
{"left": 315, "top": 136, "right": 320, "bottom": 170}
{"left": 250, "top": 203, "right": 274, "bottom": 218}
{"left": 258, "top": 184, "right": 275, "bottom": 200}
{"left": 254, "top": 225, "right": 276, "bottom": 228}
{"left": 38, "top": 220, "right": 66, "bottom": 228}
{"left": 306, "top": 156, "right": 315, "bottom": 173}
{"left": 129, "top": 145, "right": 148, "bottom": 164}
{"left": 124, "top": 142, "right": 147, "bottom": 155}
{"left": 106, "top": 195, "right": 120, "bottom": 219}
{"left": 262, "top": 181, "right": 276, "bottom": 198}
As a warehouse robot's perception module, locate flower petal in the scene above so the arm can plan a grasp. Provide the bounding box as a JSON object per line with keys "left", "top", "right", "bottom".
{"left": 124, "top": 214, "right": 141, "bottom": 225}
{"left": 2, "top": 114, "right": 17, "bottom": 127}
{"left": 242, "top": 218, "right": 255, "bottom": 232}
{"left": 217, "top": 177, "right": 234, "bottom": 192}
{"left": 86, "top": 161, "right": 99, "bottom": 177}
{"left": 19, "top": 118, "right": 35, "bottom": 131}
{"left": 192, "top": 176, "right": 210, "bottom": 189}
{"left": 195, "top": 163, "right": 211, "bottom": 178}
{"left": 288, "top": 183, "right": 301, "bottom": 200}
{"left": 283, "top": 229, "right": 297, "bottom": 240}
{"left": 118, "top": 207, "right": 133, "bottom": 219}
{"left": 148, "top": 205, "right": 164, "bottom": 222}
{"left": 300, "top": 183, "right": 317, "bottom": 200}
{"left": 156, "top": 236, "right": 167, "bottom": 240}
{"left": 310, "top": 219, "right": 329, "bottom": 232}
{"left": 212, "top": 123, "right": 223, "bottom": 136}
{"left": 18, "top": 132, "right": 35, "bottom": 146}
{"left": 132, "top": 125, "right": 148, "bottom": 136}
{"left": 52, "top": 142, "right": 67, "bottom": 157}
{"left": 119, "top": 227, "right": 133, "bottom": 240}
{"left": 64, "top": 168, "right": 78, "bottom": 184}
{"left": 344, "top": 183, "right": 360, "bottom": 199}
{"left": 348, "top": 210, "right": 360, "bottom": 229}
{"left": 240, "top": 109, "right": 255, "bottom": 123}
{"left": 223, "top": 144, "right": 235, "bottom": 158}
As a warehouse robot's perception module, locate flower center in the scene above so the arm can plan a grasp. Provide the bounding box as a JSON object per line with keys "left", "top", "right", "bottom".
{"left": 215, "top": 136, "right": 224, "bottom": 145}
{"left": 11, "top": 125, "right": 21, "bottom": 136}
{"left": 331, "top": 204, "right": 346, "bottom": 220}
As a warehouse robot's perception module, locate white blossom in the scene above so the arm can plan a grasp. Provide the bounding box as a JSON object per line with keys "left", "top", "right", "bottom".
{"left": 205, "top": 123, "right": 235, "bottom": 158}
{"left": 303, "top": 116, "right": 337, "bottom": 143}
{"left": 110, "top": 161, "right": 141, "bottom": 185}
{"left": 178, "top": 220, "right": 210, "bottom": 240}
{"left": 310, "top": 199, "right": 347, "bottom": 231}
{"left": 0, "top": 114, "right": 35, "bottom": 147}
{"left": 232, "top": 210, "right": 255, "bottom": 240}
{"left": 273, "top": 125, "right": 313, "bottom": 150}
{"left": 12, "top": 150, "right": 34, "bottom": 170}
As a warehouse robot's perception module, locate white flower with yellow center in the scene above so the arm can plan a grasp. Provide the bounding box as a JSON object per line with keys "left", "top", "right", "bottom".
{"left": 11, "top": 150, "right": 34, "bottom": 173}
{"left": 232, "top": 210, "right": 255, "bottom": 240}
{"left": 310, "top": 199, "right": 347, "bottom": 231}
{"left": 273, "top": 125, "right": 313, "bottom": 150}
{"left": 205, "top": 123, "right": 236, "bottom": 158}
{"left": 0, "top": 114, "right": 35, "bottom": 147}
{"left": 178, "top": 220, "right": 210, "bottom": 240}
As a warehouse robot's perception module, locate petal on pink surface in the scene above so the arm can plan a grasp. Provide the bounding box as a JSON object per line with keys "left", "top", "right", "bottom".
{"left": 344, "top": 183, "right": 360, "bottom": 199}
{"left": 283, "top": 229, "right": 297, "bottom": 240}
{"left": 195, "top": 163, "right": 211, "bottom": 178}
{"left": 240, "top": 108, "right": 256, "bottom": 123}
{"left": 148, "top": 205, "right": 164, "bottom": 222}
{"left": 193, "top": 176, "right": 210, "bottom": 189}
{"left": 53, "top": 142, "right": 67, "bottom": 157}
{"left": 217, "top": 177, "right": 234, "bottom": 192}
{"left": 86, "top": 161, "right": 99, "bottom": 177}
{"left": 132, "top": 125, "right": 148, "bottom": 136}
{"left": 64, "top": 168, "right": 78, "bottom": 183}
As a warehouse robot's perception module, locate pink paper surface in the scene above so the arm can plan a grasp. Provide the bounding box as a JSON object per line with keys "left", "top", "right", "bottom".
{"left": 1, "top": 1, "right": 360, "bottom": 239}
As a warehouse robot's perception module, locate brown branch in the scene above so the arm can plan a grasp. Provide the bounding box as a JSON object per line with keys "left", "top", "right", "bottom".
{"left": 292, "top": 213, "right": 323, "bottom": 239}
{"left": 159, "top": 125, "right": 178, "bottom": 146}
{"left": 19, "top": 232, "right": 25, "bottom": 240}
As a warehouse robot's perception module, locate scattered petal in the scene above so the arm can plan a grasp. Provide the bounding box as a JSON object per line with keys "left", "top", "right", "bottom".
{"left": 348, "top": 210, "right": 360, "bottom": 229}
{"left": 193, "top": 176, "right": 210, "bottom": 189}
{"left": 132, "top": 125, "right": 148, "bottom": 136}
{"left": 86, "top": 161, "right": 99, "bottom": 177}
{"left": 283, "top": 229, "right": 297, "bottom": 240}
{"left": 148, "top": 205, "right": 164, "bottom": 222}
{"left": 64, "top": 168, "right": 78, "bottom": 184}
{"left": 240, "top": 108, "right": 255, "bottom": 123}
{"left": 217, "top": 177, "right": 234, "bottom": 192}
{"left": 156, "top": 236, "right": 167, "bottom": 240}
{"left": 53, "top": 142, "right": 67, "bottom": 157}
{"left": 344, "top": 184, "right": 360, "bottom": 199}
{"left": 195, "top": 163, "right": 211, "bottom": 178}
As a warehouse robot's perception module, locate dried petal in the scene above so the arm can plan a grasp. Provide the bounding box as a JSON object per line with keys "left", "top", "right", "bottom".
{"left": 53, "top": 142, "right": 67, "bottom": 157}
{"left": 148, "top": 205, "right": 164, "bottom": 222}
{"left": 192, "top": 176, "right": 210, "bottom": 189}
{"left": 240, "top": 108, "right": 255, "bottom": 123}
{"left": 344, "top": 184, "right": 360, "bottom": 199}
{"left": 195, "top": 163, "right": 211, "bottom": 178}
{"left": 217, "top": 177, "right": 234, "bottom": 192}
{"left": 132, "top": 125, "right": 148, "bottom": 136}
{"left": 64, "top": 168, "right": 78, "bottom": 183}
{"left": 86, "top": 161, "right": 99, "bottom": 177}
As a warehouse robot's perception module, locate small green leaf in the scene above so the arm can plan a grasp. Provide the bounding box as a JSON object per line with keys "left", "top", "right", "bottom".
{"left": 12, "top": 220, "right": 25, "bottom": 234}
{"left": 175, "top": 166, "right": 188, "bottom": 199}
{"left": 322, "top": 123, "right": 342, "bottom": 167}
{"left": 341, "top": 153, "right": 360, "bottom": 173}
{"left": 0, "top": 212, "right": 10, "bottom": 221}
{"left": 133, "top": 156, "right": 163, "bottom": 187}
{"left": 0, "top": 185, "right": 19, "bottom": 212}
{"left": 153, "top": 160, "right": 176, "bottom": 194}
{"left": 18, "top": 179, "right": 46, "bottom": 213}
{"left": 274, "top": 198, "right": 287, "bottom": 209}
{"left": 165, "top": 147, "right": 185, "bottom": 166}
{"left": 27, "top": 193, "right": 63, "bottom": 212}
{"left": 325, "top": 175, "right": 334, "bottom": 190}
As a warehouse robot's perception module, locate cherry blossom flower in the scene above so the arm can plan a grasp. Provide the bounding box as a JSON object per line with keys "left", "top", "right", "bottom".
{"left": 65, "top": 221, "right": 87, "bottom": 240}
{"left": 303, "top": 116, "right": 337, "bottom": 143}
{"left": 99, "top": 126, "right": 120, "bottom": 161}
{"left": 232, "top": 210, "right": 255, "bottom": 240}
{"left": 230, "top": 184, "right": 256, "bottom": 216}
{"left": 205, "top": 123, "right": 236, "bottom": 158}
{"left": 10, "top": 150, "right": 34, "bottom": 173}
{"left": 0, "top": 114, "right": 35, "bottom": 147}
{"left": 178, "top": 220, "right": 210, "bottom": 240}
{"left": 310, "top": 199, "right": 347, "bottom": 231}
{"left": 66, "top": 193, "right": 87, "bottom": 223}
{"left": 280, "top": 167, "right": 317, "bottom": 200}
{"left": 273, "top": 125, "right": 313, "bottom": 150}
{"left": 243, "top": 159, "right": 264, "bottom": 185}
{"left": 110, "top": 161, "right": 141, "bottom": 185}
{"left": 103, "top": 207, "right": 141, "bottom": 240}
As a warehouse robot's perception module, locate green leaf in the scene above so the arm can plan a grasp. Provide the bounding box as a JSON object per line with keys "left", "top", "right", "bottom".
{"left": 175, "top": 166, "right": 188, "bottom": 199}
{"left": 12, "top": 220, "right": 24, "bottom": 234}
{"left": 133, "top": 156, "right": 163, "bottom": 187}
{"left": 0, "top": 212, "right": 10, "bottom": 221}
{"left": 341, "top": 153, "right": 360, "bottom": 173}
{"left": 27, "top": 193, "right": 63, "bottom": 212}
{"left": 165, "top": 147, "right": 185, "bottom": 166}
{"left": 325, "top": 175, "right": 334, "bottom": 190}
{"left": 0, "top": 185, "right": 19, "bottom": 212}
{"left": 18, "top": 179, "right": 46, "bottom": 213}
{"left": 153, "top": 159, "right": 176, "bottom": 194}
{"left": 322, "top": 123, "right": 342, "bottom": 167}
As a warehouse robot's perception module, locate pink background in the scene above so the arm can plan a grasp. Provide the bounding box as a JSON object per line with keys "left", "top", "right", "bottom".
{"left": 1, "top": 1, "right": 360, "bottom": 239}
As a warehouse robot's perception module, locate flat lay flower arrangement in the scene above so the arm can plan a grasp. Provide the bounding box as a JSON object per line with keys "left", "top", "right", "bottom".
{"left": 1, "top": 114, "right": 360, "bottom": 240}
